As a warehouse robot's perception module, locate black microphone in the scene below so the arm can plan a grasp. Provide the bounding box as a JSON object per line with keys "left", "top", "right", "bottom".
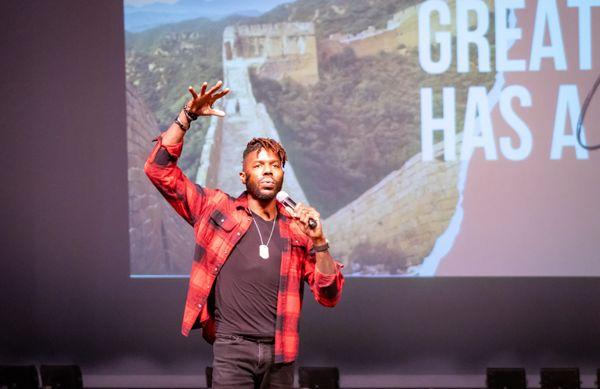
{"left": 276, "top": 191, "right": 317, "bottom": 229}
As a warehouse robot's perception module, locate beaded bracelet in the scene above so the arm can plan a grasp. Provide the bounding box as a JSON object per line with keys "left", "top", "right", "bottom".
{"left": 174, "top": 116, "right": 189, "bottom": 132}
{"left": 183, "top": 104, "right": 199, "bottom": 122}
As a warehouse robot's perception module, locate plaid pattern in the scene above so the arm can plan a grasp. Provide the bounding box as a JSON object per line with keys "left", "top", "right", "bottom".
{"left": 144, "top": 135, "right": 344, "bottom": 363}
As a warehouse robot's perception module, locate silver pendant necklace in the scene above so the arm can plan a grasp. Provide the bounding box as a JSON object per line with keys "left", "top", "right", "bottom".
{"left": 251, "top": 211, "right": 277, "bottom": 259}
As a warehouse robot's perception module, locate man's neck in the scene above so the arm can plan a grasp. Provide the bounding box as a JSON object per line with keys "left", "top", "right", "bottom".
{"left": 247, "top": 196, "right": 278, "bottom": 221}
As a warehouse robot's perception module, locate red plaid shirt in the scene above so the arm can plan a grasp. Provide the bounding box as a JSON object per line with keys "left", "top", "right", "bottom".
{"left": 144, "top": 135, "right": 344, "bottom": 363}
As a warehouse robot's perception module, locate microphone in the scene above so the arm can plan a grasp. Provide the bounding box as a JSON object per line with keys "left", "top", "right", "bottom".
{"left": 276, "top": 191, "right": 317, "bottom": 229}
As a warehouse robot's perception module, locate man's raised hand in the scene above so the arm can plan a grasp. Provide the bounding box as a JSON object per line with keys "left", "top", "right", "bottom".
{"left": 187, "top": 80, "right": 230, "bottom": 117}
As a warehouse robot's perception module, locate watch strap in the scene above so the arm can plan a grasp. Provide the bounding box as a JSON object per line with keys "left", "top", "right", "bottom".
{"left": 313, "top": 241, "right": 329, "bottom": 252}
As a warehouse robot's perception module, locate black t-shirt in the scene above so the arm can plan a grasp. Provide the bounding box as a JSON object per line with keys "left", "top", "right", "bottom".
{"left": 214, "top": 211, "right": 283, "bottom": 339}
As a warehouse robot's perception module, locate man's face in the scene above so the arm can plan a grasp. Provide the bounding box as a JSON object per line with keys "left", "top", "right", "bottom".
{"left": 240, "top": 148, "right": 284, "bottom": 201}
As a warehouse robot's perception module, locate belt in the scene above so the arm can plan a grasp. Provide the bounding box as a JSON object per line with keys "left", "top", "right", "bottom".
{"left": 217, "top": 333, "right": 275, "bottom": 344}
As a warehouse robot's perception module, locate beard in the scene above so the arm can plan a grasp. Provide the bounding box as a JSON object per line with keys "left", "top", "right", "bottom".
{"left": 246, "top": 177, "right": 283, "bottom": 201}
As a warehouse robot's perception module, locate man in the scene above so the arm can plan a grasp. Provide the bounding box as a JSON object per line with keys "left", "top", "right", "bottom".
{"left": 144, "top": 80, "right": 344, "bottom": 388}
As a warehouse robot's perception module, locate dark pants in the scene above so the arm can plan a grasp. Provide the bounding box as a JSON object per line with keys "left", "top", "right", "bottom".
{"left": 212, "top": 334, "right": 294, "bottom": 389}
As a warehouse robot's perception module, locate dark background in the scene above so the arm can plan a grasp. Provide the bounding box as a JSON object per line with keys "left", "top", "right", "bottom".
{"left": 1, "top": 0, "right": 599, "bottom": 386}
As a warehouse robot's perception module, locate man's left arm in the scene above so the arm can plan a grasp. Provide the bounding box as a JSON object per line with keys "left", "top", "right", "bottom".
{"left": 305, "top": 238, "right": 345, "bottom": 307}
{"left": 292, "top": 203, "right": 344, "bottom": 307}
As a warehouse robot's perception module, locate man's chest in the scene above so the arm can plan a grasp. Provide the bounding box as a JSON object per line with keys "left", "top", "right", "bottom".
{"left": 193, "top": 202, "right": 308, "bottom": 281}
{"left": 218, "top": 215, "right": 284, "bottom": 286}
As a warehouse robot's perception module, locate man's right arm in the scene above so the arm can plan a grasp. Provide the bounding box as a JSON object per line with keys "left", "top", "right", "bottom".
{"left": 144, "top": 109, "right": 206, "bottom": 225}
{"left": 144, "top": 81, "right": 230, "bottom": 225}
{"left": 160, "top": 106, "right": 189, "bottom": 146}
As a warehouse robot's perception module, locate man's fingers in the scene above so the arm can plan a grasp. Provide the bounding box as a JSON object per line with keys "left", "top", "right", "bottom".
{"left": 292, "top": 205, "right": 301, "bottom": 218}
{"left": 303, "top": 211, "right": 318, "bottom": 223}
{"left": 213, "top": 88, "right": 230, "bottom": 100}
{"left": 207, "top": 80, "right": 223, "bottom": 96}
{"left": 291, "top": 203, "right": 321, "bottom": 229}
{"left": 188, "top": 86, "right": 198, "bottom": 100}
{"left": 298, "top": 209, "right": 310, "bottom": 225}
{"left": 300, "top": 213, "right": 309, "bottom": 226}
{"left": 209, "top": 108, "right": 226, "bottom": 117}
{"left": 294, "top": 203, "right": 317, "bottom": 216}
{"left": 294, "top": 203, "right": 309, "bottom": 218}
{"left": 200, "top": 82, "right": 208, "bottom": 96}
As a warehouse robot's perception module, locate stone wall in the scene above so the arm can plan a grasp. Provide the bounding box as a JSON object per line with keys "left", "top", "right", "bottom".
{"left": 127, "top": 82, "right": 195, "bottom": 275}
{"left": 324, "top": 137, "right": 462, "bottom": 274}
{"left": 326, "top": 5, "right": 421, "bottom": 58}
{"left": 223, "top": 22, "right": 319, "bottom": 86}
{"left": 327, "top": 0, "right": 491, "bottom": 59}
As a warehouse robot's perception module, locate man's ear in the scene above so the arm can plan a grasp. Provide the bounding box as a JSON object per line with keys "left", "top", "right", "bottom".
{"left": 239, "top": 171, "right": 246, "bottom": 185}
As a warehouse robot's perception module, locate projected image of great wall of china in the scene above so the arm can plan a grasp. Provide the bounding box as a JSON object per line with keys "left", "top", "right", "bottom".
{"left": 125, "top": 0, "right": 495, "bottom": 277}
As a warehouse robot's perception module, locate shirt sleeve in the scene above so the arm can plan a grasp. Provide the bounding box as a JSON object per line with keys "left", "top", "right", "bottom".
{"left": 143, "top": 134, "right": 209, "bottom": 226}
{"left": 303, "top": 240, "right": 345, "bottom": 307}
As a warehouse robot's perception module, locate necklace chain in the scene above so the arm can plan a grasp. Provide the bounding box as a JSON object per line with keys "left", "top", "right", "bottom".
{"left": 252, "top": 211, "right": 277, "bottom": 247}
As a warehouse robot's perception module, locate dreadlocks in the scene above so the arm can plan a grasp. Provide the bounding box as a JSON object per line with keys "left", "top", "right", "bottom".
{"left": 242, "top": 137, "right": 287, "bottom": 168}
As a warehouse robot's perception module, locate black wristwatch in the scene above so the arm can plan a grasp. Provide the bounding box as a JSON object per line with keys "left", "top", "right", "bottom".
{"left": 313, "top": 239, "right": 329, "bottom": 253}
